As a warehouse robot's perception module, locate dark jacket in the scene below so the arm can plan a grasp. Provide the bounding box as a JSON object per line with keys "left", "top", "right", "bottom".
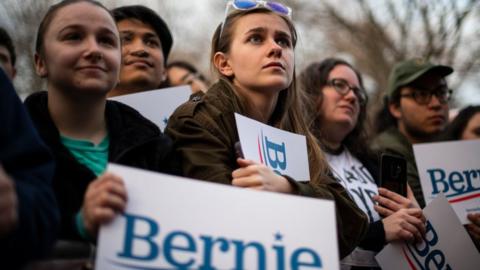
{"left": 166, "top": 79, "right": 368, "bottom": 259}
{"left": 371, "top": 127, "right": 425, "bottom": 208}
{"left": 25, "top": 91, "right": 177, "bottom": 241}
{"left": 0, "top": 70, "right": 59, "bottom": 268}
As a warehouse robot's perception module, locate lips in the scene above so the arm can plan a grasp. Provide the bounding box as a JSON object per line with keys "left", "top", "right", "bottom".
{"left": 77, "top": 65, "right": 106, "bottom": 72}
{"left": 338, "top": 104, "right": 356, "bottom": 114}
{"left": 428, "top": 114, "right": 446, "bottom": 123}
{"left": 263, "top": 62, "right": 285, "bottom": 70}
{"left": 125, "top": 58, "right": 153, "bottom": 67}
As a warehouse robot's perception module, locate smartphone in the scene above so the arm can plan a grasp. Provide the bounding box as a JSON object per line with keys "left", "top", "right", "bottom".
{"left": 379, "top": 153, "right": 407, "bottom": 197}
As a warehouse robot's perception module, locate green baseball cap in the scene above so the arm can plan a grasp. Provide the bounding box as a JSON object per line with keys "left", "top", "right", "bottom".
{"left": 387, "top": 58, "right": 453, "bottom": 99}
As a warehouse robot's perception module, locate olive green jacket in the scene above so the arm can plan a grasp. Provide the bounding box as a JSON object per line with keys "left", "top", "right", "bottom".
{"left": 371, "top": 127, "right": 425, "bottom": 208}
{"left": 165, "top": 79, "right": 368, "bottom": 258}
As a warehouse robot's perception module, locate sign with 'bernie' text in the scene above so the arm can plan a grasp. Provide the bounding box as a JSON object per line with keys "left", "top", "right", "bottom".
{"left": 96, "top": 164, "right": 339, "bottom": 270}
{"left": 235, "top": 113, "right": 310, "bottom": 181}
{"left": 413, "top": 140, "right": 480, "bottom": 224}
{"left": 376, "top": 194, "right": 480, "bottom": 270}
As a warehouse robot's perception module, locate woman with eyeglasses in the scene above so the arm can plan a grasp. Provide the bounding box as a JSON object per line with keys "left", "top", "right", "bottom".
{"left": 300, "top": 58, "right": 426, "bottom": 269}
{"left": 166, "top": 1, "right": 368, "bottom": 259}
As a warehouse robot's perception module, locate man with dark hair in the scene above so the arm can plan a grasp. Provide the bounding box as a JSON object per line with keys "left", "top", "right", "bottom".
{"left": 0, "top": 27, "right": 16, "bottom": 80}
{"left": 372, "top": 58, "right": 453, "bottom": 208}
{"left": 109, "top": 5, "right": 173, "bottom": 97}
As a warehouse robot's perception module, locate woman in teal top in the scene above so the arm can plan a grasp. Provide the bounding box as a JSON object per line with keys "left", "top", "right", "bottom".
{"left": 25, "top": 0, "right": 176, "bottom": 243}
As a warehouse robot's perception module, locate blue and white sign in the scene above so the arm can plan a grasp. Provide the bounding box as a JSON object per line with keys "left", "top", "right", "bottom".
{"left": 109, "top": 86, "right": 192, "bottom": 131}
{"left": 376, "top": 194, "right": 480, "bottom": 270}
{"left": 96, "top": 164, "right": 339, "bottom": 270}
{"left": 234, "top": 113, "right": 310, "bottom": 181}
{"left": 413, "top": 140, "right": 480, "bottom": 224}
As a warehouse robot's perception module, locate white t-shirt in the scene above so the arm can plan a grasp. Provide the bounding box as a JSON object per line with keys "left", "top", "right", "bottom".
{"left": 326, "top": 148, "right": 381, "bottom": 268}
{"left": 326, "top": 148, "right": 380, "bottom": 222}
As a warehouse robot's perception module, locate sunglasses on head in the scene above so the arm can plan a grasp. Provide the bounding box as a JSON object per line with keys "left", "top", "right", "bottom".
{"left": 219, "top": 1, "right": 292, "bottom": 40}
{"left": 228, "top": 0, "right": 292, "bottom": 18}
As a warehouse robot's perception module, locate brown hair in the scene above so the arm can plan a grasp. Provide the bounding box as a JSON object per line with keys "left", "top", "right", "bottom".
{"left": 299, "top": 58, "right": 372, "bottom": 159}
{"left": 210, "top": 8, "right": 330, "bottom": 182}
{"left": 35, "top": 0, "right": 114, "bottom": 57}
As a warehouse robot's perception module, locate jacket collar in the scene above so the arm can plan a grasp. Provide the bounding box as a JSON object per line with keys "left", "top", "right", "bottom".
{"left": 24, "top": 91, "right": 161, "bottom": 161}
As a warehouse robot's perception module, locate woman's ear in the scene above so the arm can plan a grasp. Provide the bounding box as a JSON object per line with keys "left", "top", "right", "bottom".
{"left": 213, "top": 52, "right": 234, "bottom": 77}
{"left": 34, "top": 53, "right": 48, "bottom": 78}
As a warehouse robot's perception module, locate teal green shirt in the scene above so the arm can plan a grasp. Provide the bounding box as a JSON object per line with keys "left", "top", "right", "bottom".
{"left": 60, "top": 135, "right": 109, "bottom": 176}
{"left": 61, "top": 135, "right": 109, "bottom": 241}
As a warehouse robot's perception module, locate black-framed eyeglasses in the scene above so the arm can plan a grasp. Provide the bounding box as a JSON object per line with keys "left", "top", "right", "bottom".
{"left": 327, "top": 78, "right": 367, "bottom": 105}
{"left": 400, "top": 87, "right": 452, "bottom": 105}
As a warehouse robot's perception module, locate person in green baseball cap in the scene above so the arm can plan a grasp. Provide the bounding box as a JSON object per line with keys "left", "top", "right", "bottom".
{"left": 371, "top": 58, "right": 453, "bottom": 208}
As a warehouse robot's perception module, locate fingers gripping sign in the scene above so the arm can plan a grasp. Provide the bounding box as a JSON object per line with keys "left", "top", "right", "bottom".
{"left": 232, "top": 158, "right": 293, "bottom": 194}
{"left": 382, "top": 208, "right": 427, "bottom": 243}
{"left": 82, "top": 172, "right": 128, "bottom": 238}
{"left": 467, "top": 213, "right": 480, "bottom": 240}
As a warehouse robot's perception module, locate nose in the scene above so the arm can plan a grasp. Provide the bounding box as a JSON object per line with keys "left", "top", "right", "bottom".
{"left": 267, "top": 39, "right": 282, "bottom": 58}
{"left": 428, "top": 93, "right": 443, "bottom": 109}
{"left": 85, "top": 37, "right": 102, "bottom": 61}
{"left": 343, "top": 88, "right": 358, "bottom": 104}
{"left": 128, "top": 38, "right": 149, "bottom": 57}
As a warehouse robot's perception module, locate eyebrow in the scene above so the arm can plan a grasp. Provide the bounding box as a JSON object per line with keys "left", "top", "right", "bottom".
{"left": 59, "top": 24, "right": 117, "bottom": 36}
{"left": 142, "top": 32, "right": 160, "bottom": 40}
{"left": 244, "top": 27, "right": 291, "bottom": 38}
{"left": 120, "top": 29, "right": 159, "bottom": 39}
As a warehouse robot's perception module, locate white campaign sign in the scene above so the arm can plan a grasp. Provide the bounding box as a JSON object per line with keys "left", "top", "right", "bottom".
{"left": 376, "top": 194, "right": 480, "bottom": 270}
{"left": 235, "top": 113, "right": 310, "bottom": 181}
{"left": 413, "top": 140, "right": 480, "bottom": 224}
{"left": 96, "top": 164, "right": 339, "bottom": 270}
{"left": 110, "top": 86, "right": 191, "bottom": 131}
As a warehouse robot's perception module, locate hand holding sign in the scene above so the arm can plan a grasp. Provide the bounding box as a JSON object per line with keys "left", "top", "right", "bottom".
{"left": 82, "top": 173, "right": 128, "bottom": 238}
{"left": 467, "top": 213, "right": 480, "bottom": 240}
{"left": 376, "top": 194, "right": 480, "bottom": 270}
{"left": 382, "top": 208, "right": 426, "bottom": 243}
{"left": 232, "top": 158, "right": 293, "bottom": 193}
{"left": 96, "top": 164, "right": 340, "bottom": 270}
{"left": 234, "top": 113, "right": 310, "bottom": 181}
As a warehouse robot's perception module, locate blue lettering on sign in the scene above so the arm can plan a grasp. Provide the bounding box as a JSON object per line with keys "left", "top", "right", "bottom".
{"left": 112, "top": 213, "right": 323, "bottom": 270}
{"left": 263, "top": 135, "right": 287, "bottom": 174}
{"left": 117, "top": 213, "right": 159, "bottom": 261}
{"left": 163, "top": 230, "right": 196, "bottom": 268}
{"left": 405, "top": 220, "right": 452, "bottom": 270}
{"left": 427, "top": 168, "right": 480, "bottom": 198}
